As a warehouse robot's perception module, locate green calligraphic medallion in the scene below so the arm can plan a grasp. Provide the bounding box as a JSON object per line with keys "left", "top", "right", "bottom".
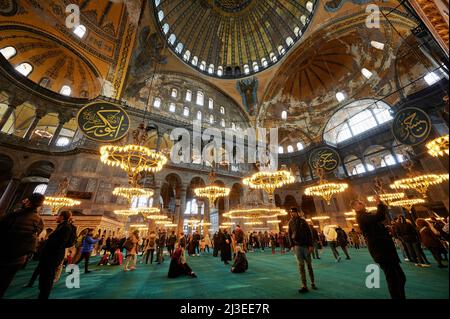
{"left": 392, "top": 107, "right": 431, "bottom": 146}
{"left": 309, "top": 147, "right": 341, "bottom": 173}
{"left": 77, "top": 101, "right": 130, "bottom": 142}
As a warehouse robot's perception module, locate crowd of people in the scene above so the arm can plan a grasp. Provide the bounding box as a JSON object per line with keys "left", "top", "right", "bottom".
{"left": 0, "top": 193, "right": 448, "bottom": 299}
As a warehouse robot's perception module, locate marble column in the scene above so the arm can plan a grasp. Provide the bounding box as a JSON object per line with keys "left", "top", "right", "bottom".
{"left": 49, "top": 116, "right": 68, "bottom": 146}
{"left": 0, "top": 177, "right": 21, "bottom": 214}
{"left": 23, "top": 109, "right": 45, "bottom": 142}
{"left": 149, "top": 181, "right": 162, "bottom": 232}
{"left": 176, "top": 187, "right": 187, "bottom": 234}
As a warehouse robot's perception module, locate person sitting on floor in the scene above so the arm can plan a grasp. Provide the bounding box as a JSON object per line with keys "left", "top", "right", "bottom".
{"left": 168, "top": 244, "right": 197, "bottom": 278}
{"left": 231, "top": 246, "right": 248, "bottom": 273}
{"left": 98, "top": 251, "right": 111, "bottom": 266}
{"left": 110, "top": 248, "right": 123, "bottom": 266}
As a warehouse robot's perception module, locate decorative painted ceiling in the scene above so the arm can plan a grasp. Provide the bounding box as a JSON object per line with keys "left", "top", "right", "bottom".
{"left": 153, "top": 0, "right": 317, "bottom": 78}
{"left": 0, "top": 0, "right": 140, "bottom": 98}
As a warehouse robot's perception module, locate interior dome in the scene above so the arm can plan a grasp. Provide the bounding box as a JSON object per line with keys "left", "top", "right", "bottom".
{"left": 153, "top": 0, "right": 317, "bottom": 79}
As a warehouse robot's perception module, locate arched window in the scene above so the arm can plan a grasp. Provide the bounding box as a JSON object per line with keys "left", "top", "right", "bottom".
{"left": 153, "top": 97, "right": 161, "bottom": 108}
{"left": 169, "top": 102, "right": 176, "bottom": 112}
{"left": 300, "top": 15, "right": 307, "bottom": 25}
{"left": 33, "top": 184, "right": 48, "bottom": 195}
{"left": 154, "top": 0, "right": 161, "bottom": 7}
{"left": 252, "top": 61, "right": 259, "bottom": 72}
{"left": 183, "top": 50, "right": 191, "bottom": 61}
{"left": 297, "top": 142, "right": 304, "bottom": 151}
{"left": 306, "top": 1, "right": 314, "bottom": 12}
{"left": 60, "top": 85, "right": 71, "bottom": 96}
{"left": 261, "top": 58, "right": 268, "bottom": 68}
{"left": 168, "top": 34, "right": 176, "bottom": 45}
{"left": 220, "top": 106, "right": 225, "bottom": 114}
{"left": 200, "top": 61, "right": 206, "bottom": 71}
{"left": 197, "top": 111, "right": 202, "bottom": 120}
{"left": 287, "top": 145, "right": 294, "bottom": 153}
{"left": 73, "top": 25, "right": 87, "bottom": 38}
{"left": 183, "top": 106, "right": 189, "bottom": 117}
{"left": 171, "top": 88, "right": 178, "bottom": 98}
{"left": 191, "top": 56, "right": 198, "bottom": 66}
{"left": 381, "top": 154, "right": 396, "bottom": 167}
{"left": 208, "top": 64, "right": 214, "bottom": 74}
{"left": 294, "top": 27, "right": 301, "bottom": 37}
{"left": 158, "top": 10, "right": 164, "bottom": 21}
{"left": 270, "top": 52, "right": 277, "bottom": 62}
{"left": 56, "top": 136, "right": 71, "bottom": 147}
{"left": 185, "top": 90, "right": 192, "bottom": 102}
{"left": 281, "top": 111, "right": 287, "bottom": 120}
{"left": 244, "top": 64, "right": 250, "bottom": 74}
{"left": 15, "top": 62, "right": 33, "bottom": 77}
{"left": 209, "top": 115, "right": 214, "bottom": 124}
{"left": 162, "top": 23, "right": 169, "bottom": 34}
{"left": 231, "top": 122, "right": 236, "bottom": 130}
{"left": 424, "top": 71, "right": 440, "bottom": 86}
{"left": 278, "top": 45, "right": 285, "bottom": 55}
{"left": 175, "top": 42, "right": 183, "bottom": 53}
{"left": 0, "top": 46, "right": 17, "bottom": 60}
{"left": 132, "top": 196, "right": 153, "bottom": 209}
{"left": 361, "top": 68, "right": 373, "bottom": 79}
{"left": 286, "top": 37, "right": 294, "bottom": 46}
{"left": 220, "top": 119, "right": 225, "bottom": 127}
{"left": 336, "top": 91, "right": 346, "bottom": 102}
{"left": 323, "top": 99, "right": 393, "bottom": 144}
{"left": 196, "top": 91, "right": 204, "bottom": 106}
{"left": 278, "top": 146, "right": 284, "bottom": 154}
{"left": 370, "top": 41, "right": 384, "bottom": 50}
{"left": 217, "top": 66, "right": 223, "bottom": 77}
{"left": 208, "top": 98, "right": 214, "bottom": 110}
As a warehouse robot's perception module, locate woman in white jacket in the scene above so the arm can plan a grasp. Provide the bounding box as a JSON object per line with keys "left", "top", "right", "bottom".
{"left": 323, "top": 225, "right": 341, "bottom": 262}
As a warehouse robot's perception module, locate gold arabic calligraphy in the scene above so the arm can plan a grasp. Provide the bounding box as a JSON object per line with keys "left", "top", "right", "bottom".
{"left": 81, "top": 109, "right": 126, "bottom": 139}
{"left": 398, "top": 111, "right": 429, "bottom": 143}
{"left": 312, "top": 150, "right": 339, "bottom": 171}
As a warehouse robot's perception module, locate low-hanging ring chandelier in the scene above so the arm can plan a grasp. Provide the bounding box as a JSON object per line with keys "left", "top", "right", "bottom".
{"left": 426, "top": 134, "right": 449, "bottom": 157}
{"left": 244, "top": 221, "right": 264, "bottom": 226}
{"left": 44, "top": 197, "right": 81, "bottom": 214}
{"left": 389, "top": 198, "right": 426, "bottom": 210}
{"left": 194, "top": 168, "right": 230, "bottom": 205}
{"left": 223, "top": 207, "right": 287, "bottom": 220}
{"left": 112, "top": 187, "right": 154, "bottom": 202}
{"left": 304, "top": 168, "right": 348, "bottom": 205}
{"left": 243, "top": 169, "right": 295, "bottom": 201}
{"left": 367, "top": 192, "right": 405, "bottom": 204}
{"left": 390, "top": 174, "right": 449, "bottom": 198}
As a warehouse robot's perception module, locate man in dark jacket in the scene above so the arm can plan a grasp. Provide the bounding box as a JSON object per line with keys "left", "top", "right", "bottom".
{"left": 395, "top": 216, "right": 429, "bottom": 267}
{"left": 0, "top": 193, "right": 45, "bottom": 298}
{"left": 288, "top": 207, "right": 316, "bottom": 293}
{"left": 309, "top": 224, "right": 321, "bottom": 259}
{"left": 213, "top": 231, "right": 220, "bottom": 257}
{"left": 352, "top": 196, "right": 406, "bottom": 299}
{"left": 156, "top": 230, "right": 166, "bottom": 264}
{"left": 167, "top": 231, "right": 177, "bottom": 256}
{"left": 336, "top": 226, "right": 351, "bottom": 260}
{"left": 38, "top": 210, "right": 74, "bottom": 299}
{"left": 193, "top": 230, "right": 201, "bottom": 256}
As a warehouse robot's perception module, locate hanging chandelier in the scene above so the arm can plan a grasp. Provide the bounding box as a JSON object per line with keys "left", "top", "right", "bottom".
{"left": 100, "top": 123, "right": 168, "bottom": 185}
{"left": 194, "top": 169, "right": 230, "bottom": 206}
{"left": 426, "top": 134, "right": 449, "bottom": 157}
{"left": 113, "top": 209, "right": 140, "bottom": 217}
{"left": 224, "top": 206, "right": 287, "bottom": 220}
{"left": 389, "top": 198, "right": 426, "bottom": 210}
{"left": 221, "top": 222, "right": 236, "bottom": 227}
{"left": 164, "top": 223, "right": 178, "bottom": 228}
{"left": 112, "top": 187, "right": 154, "bottom": 202}
{"left": 267, "top": 220, "right": 281, "bottom": 224}
{"left": 367, "top": 192, "right": 405, "bottom": 204}
{"left": 390, "top": 174, "right": 448, "bottom": 198}
{"left": 129, "top": 223, "right": 148, "bottom": 230}
{"left": 311, "top": 216, "right": 331, "bottom": 221}
{"left": 244, "top": 221, "right": 264, "bottom": 226}
{"left": 243, "top": 169, "right": 295, "bottom": 201}
{"left": 304, "top": 168, "right": 348, "bottom": 205}
{"left": 43, "top": 177, "right": 81, "bottom": 214}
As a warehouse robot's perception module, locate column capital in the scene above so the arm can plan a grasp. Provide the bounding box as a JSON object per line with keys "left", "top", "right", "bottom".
{"left": 8, "top": 96, "right": 25, "bottom": 108}
{"left": 35, "top": 108, "right": 47, "bottom": 119}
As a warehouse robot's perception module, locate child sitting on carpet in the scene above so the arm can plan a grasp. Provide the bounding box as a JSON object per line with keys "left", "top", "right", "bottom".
{"left": 98, "top": 251, "right": 111, "bottom": 266}
{"left": 110, "top": 248, "right": 123, "bottom": 266}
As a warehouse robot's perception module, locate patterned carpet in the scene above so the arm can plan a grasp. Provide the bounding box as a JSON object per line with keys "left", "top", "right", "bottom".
{"left": 4, "top": 247, "right": 448, "bottom": 299}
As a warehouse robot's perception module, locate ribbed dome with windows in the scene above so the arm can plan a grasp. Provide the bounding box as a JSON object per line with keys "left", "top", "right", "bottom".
{"left": 153, "top": 0, "right": 317, "bottom": 78}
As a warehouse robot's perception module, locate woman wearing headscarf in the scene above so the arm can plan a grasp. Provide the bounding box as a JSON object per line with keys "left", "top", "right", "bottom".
{"left": 168, "top": 244, "right": 197, "bottom": 278}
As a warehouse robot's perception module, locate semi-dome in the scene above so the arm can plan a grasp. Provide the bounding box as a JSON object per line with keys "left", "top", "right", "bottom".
{"left": 153, "top": 0, "right": 317, "bottom": 79}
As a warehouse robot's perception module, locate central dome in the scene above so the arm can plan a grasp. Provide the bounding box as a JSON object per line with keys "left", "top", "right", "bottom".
{"left": 154, "top": 0, "right": 317, "bottom": 79}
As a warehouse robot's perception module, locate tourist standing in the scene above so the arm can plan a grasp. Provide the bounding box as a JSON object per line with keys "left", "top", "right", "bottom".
{"left": 221, "top": 229, "right": 232, "bottom": 264}
{"left": 309, "top": 224, "right": 321, "bottom": 259}
{"left": 156, "top": 229, "right": 166, "bottom": 263}
{"left": 123, "top": 230, "right": 139, "bottom": 271}
{"left": 167, "top": 231, "right": 177, "bottom": 257}
{"left": 288, "top": 208, "right": 317, "bottom": 293}
{"left": 396, "top": 216, "right": 429, "bottom": 267}
{"left": 204, "top": 233, "right": 212, "bottom": 253}
{"left": 415, "top": 219, "right": 447, "bottom": 268}
{"left": 336, "top": 226, "right": 351, "bottom": 260}
{"left": 348, "top": 228, "right": 360, "bottom": 249}
{"left": 76, "top": 228, "right": 99, "bottom": 273}
{"left": 352, "top": 196, "right": 406, "bottom": 299}
{"left": 323, "top": 225, "right": 341, "bottom": 262}
{"left": 0, "top": 194, "right": 45, "bottom": 298}
{"left": 144, "top": 231, "right": 157, "bottom": 264}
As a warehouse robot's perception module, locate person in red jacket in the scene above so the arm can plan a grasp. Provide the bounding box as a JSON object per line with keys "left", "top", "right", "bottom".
{"left": 416, "top": 219, "right": 447, "bottom": 268}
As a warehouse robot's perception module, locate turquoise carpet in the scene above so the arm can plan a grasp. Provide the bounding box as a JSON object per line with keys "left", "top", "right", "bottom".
{"left": 4, "top": 248, "right": 448, "bottom": 299}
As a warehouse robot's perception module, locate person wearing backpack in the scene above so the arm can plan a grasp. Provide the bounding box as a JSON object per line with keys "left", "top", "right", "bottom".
{"left": 288, "top": 207, "right": 317, "bottom": 293}
{"left": 76, "top": 228, "right": 99, "bottom": 273}
{"left": 0, "top": 193, "right": 45, "bottom": 298}
{"left": 38, "top": 210, "right": 76, "bottom": 299}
